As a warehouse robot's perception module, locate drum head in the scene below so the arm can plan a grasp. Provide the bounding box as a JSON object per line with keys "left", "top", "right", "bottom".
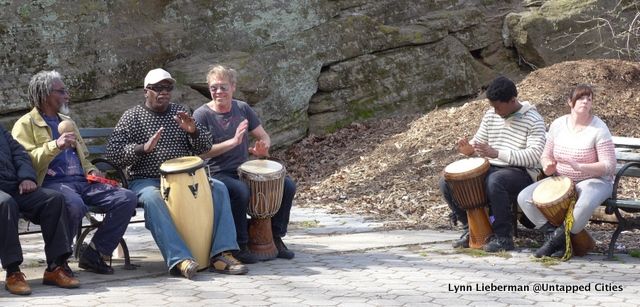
{"left": 444, "top": 158, "right": 486, "bottom": 174}
{"left": 239, "top": 159, "right": 283, "bottom": 175}
{"left": 160, "top": 156, "right": 204, "bottom": 174}
{"left": 532, "top": 176, "right": 573, "bottom": 205}
{"left": 443, "top": 158, "right": 489, "bottom": 180}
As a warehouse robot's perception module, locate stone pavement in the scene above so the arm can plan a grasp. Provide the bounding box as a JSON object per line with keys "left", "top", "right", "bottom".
{"left": 3, "top": 207, "right": 640, "bottom": 306}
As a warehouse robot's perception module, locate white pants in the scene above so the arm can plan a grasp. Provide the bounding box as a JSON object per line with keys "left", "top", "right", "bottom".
{"left": 517, "top": 177, "right": 613, "bottom": 234}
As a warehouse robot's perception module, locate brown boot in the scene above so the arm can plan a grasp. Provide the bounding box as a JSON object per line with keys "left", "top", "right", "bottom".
{"left": 43, "top": 265, "right": 80, "bottom": 289}
{"left": 5, "top": 272, "right": 31, "bottom": 295}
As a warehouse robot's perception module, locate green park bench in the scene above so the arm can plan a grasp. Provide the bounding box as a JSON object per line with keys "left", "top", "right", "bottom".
{"left": 18, "top": 127, "right": 141, "bottom": 270}
{"left": 602, "top": 136, "right": 640, "bottom": 259}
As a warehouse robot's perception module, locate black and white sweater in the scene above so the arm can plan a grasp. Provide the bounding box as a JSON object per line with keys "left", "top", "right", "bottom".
{"left": 106, "top": 103, "right": 212, "bottom": 180}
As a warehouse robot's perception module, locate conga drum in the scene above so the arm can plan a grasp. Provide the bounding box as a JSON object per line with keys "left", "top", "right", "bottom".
{"left": 160, "top": 156, "right": 214, "bottom": 269}
{"left": 443, "top": 158, "right": 493, "bottom": 249}
{"left": 238, "top": 159, "right": 285, "bottom": 261}
{"left": 532, "top": 176, "right": 595, "bottom": 256}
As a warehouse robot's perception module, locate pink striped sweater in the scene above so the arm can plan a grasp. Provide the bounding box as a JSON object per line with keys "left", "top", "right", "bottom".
{"left": 543, "top": 115, "right": 616, "bottom": 183}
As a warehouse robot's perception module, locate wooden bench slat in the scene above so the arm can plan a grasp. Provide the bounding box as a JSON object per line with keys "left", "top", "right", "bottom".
{"left": 78, "top": 128, "right": 114, "bottom": 138}
{"left": 613, "top": 136, "right": 640, "bottom": 149}
{"left": 615, "top": 164, "right": 640, "bottom": 177}
{"left": 615, "top": 151, "right": 640, "bottom": 163}
{"left": 86, "top": 145, "right": 107, "bottom": 155}
{"left": 604, "top": 199, "right": 640, "bottom": 209}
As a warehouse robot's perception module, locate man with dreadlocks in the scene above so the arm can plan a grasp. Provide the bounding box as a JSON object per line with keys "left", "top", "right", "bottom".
{"left": 12, "top": 70, "right": 137, "bottom": 275}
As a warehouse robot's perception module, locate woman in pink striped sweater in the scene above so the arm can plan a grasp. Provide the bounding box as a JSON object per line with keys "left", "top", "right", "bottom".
{"left": 517, "top": 84, "right": 616, "bottom": 258}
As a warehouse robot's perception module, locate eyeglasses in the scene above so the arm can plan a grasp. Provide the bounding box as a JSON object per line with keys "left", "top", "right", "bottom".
{"left": 146, "top": 84, "right": 174, "bottom": 93}
{"left": 209, "top": 84, "right": 230, "bottom": 93}
{"left": 50, "top": 88, "right": 69, "bottom": 95}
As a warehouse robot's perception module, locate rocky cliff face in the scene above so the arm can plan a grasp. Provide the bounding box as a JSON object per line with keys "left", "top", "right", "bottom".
{"left": 504, "top": 0, "right": 640, "bottom": 69}
{"left": 0, "top": 0, "right": 626, "bottom": 146}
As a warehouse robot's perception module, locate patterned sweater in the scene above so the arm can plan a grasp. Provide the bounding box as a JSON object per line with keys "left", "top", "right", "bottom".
{"left": 106, "top": 103, "right": 212, "bottom": 180}
{"left": 472, "top": 101, "right": 546, "bottom": 169}
{"left": 543, "top": 115, "right": 616, "bottom": 183}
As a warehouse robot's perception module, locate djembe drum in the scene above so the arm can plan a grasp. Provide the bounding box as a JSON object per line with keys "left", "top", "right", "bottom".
{"left": 532, "top": 176, "right": 595, "bottom": 256}
{"left": 160, "top": 156, "right": 214, "bottom": 269}
{"left": 443, "top": 158, "right": 493, "bottom": 249}
{"left": 238, "top": 159, "right": 286, "bottom": 261}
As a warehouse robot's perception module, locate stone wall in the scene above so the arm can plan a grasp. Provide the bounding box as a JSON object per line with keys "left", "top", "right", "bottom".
{"left": 1, "top": 0, "right": 624, "bottom": 146}
{"left": 504, "top": 0, "right": 640, "bottom": 69}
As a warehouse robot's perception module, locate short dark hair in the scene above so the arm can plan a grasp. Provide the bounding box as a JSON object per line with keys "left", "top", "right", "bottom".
{"left": 568, "top": 84, "right": 593, "bottom": 108}
{"left": 486, "top": 76, "right": 517, "bottom": 103}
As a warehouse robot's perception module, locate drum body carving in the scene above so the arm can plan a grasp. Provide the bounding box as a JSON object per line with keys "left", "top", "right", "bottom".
{"left": 160, "top": 156, "right": 214, "bottom": 270}
{"left": 443, "top": 158, "right": 493, "bottom": 249}
{"left": 238, "top": 160, "right": 285, "bottom": 260}
{"left": 532, "top": 176, "right": 595, "bottom": 256}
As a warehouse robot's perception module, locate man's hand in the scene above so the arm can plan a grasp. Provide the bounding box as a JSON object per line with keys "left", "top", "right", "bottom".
{"left": 144, "top": 127, "right": 164, "bottom": 153}
{"left": 174, "top": 111, "right": 196, "bottom": 134}
{"left": 473, "top": 142, "right": 498, "bottom": 158}
{"left": 56, "top": 132, "right": 77, "bottom": 150}
{"left": 249, "top": 140, "right": 270, "bottom": 158}
{"left": 231, "top": 119, "right": 248, "bottom": 146}
{"left": 457, "top": 137, "right": 475, "bottom": 156}
{"left": 19, "top": 180, "right": 37, "bottom": 195}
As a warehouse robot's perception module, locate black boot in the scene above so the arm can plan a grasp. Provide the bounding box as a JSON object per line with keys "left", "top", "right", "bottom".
{"left": 232, "top": 244, "right": 258, "bottom": 264}
{"left": 534, "top": 225, "right": 566, "bottom": 258}
{"left": 273, "top": 236, "right": 295, "bottom": 259}
{"left": 452, "top": 227, "right": 470, "bottom": 248}
{"left": 539, "top": 222, "right": 556, "bottom": 242}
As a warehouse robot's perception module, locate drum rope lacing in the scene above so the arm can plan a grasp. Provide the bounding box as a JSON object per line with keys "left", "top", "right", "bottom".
{"left": 561, "top": 200, "right": 576, "bottom": 261}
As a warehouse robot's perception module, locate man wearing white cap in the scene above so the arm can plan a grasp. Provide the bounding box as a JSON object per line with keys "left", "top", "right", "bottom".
{"left": 106, "top": 68, "right": 247, "bottom": 279}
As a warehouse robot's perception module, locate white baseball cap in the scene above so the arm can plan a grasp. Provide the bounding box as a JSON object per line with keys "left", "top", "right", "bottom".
{"left": 144, "top": 68, "right": 176, "bottom": 87}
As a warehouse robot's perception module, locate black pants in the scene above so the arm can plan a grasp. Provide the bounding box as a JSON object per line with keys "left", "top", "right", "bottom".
{"left": 213, "top": 170, "right": 296, "bottom": 245}
{"left": 0, "top": 187, "right": 72, "bottom": 268}
{"left": 439, "top": 166, "right": 533, "bottom": 238}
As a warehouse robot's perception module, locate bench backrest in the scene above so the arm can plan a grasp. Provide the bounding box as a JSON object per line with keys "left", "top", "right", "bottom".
{"left": 613, "top": 136, "right": 640, "bottom": 177}
{"left": 79, "top": 127, "right": 113, "bottom": 156}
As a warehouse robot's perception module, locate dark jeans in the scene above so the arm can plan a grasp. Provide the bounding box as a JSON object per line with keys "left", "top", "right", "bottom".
{"left": 42, "top": 181, "right": 137, "bottom": 256}
{"left": 214, "top": 170, "right": 296, "bottom": 244}
{"left": 0, "top": 188, "right": 72, "bottom": 268}
{"left": 439, "top": 166, "right": 533, "bottom": 238}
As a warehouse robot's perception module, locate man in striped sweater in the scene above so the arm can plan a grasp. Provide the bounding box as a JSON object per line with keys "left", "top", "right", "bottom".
{"left": 440, "top": 76, "right": 546, "bottom": 252}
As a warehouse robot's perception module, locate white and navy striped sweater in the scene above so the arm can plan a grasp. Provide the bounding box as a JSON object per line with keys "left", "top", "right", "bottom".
{"left": 472, "top": 101, "right": 546, "bottom": 169}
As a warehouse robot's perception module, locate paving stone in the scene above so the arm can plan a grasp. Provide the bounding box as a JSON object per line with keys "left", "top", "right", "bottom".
{"left": 267, "top": 296, "right": 303, "bottom": 304}
{"left": 336, "top": 303, "right": 371, "bottom": 307}
{"left": 197, "top": 298, "right": 238, "bottom": 305}
{"left": 269, "top": 304, "right": 302, "bottom": 307}
{"left": 431, "top": 297, "right": 472, "bottom": 305}
{"left": 5, "top": 207, "right": 640, "bottom": 306}
{"left": 365, "top": 298, "right": 406, "bottom": 306}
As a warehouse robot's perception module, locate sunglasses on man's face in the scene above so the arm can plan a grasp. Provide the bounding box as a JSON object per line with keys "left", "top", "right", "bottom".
{"left": 146, "top": 84, "right": 174, "bottom": 93}
{"left": 209, "top": 84, "right": 231, "bottom": 93}
{"left": 50, "top": 88, "right": 70, "bottom": 95}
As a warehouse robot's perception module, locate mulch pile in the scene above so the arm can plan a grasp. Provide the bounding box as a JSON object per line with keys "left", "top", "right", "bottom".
{"left": 274, "top": 59, "right": 640, "bottom": 253}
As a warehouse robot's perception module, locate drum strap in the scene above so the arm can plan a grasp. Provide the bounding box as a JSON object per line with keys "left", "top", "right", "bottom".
{"left": 561, "top": 200, "right": 576, "bottom": 261}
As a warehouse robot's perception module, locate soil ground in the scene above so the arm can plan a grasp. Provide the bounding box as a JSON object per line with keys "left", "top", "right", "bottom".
{"left": 274, "top": 59, "right": 640, "bottom": 253}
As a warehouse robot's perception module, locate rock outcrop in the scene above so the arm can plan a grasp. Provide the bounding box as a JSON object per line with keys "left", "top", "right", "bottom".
{"left": 1, "top": 0, "right": 626, "bottom": 146}
{"left": 504, "top": 0, "right": 640, "bottom": 69}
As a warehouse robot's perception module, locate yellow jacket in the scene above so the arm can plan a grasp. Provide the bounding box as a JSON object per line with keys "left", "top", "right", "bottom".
{"left": 11, "top": 108, "right": 97, "bottom": 185}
